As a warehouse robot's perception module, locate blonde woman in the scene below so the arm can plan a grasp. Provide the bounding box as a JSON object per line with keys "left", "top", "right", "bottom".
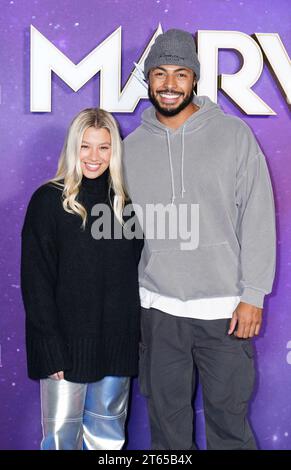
{"left": 21, "top": 108, "right": 143, "bottom": 450}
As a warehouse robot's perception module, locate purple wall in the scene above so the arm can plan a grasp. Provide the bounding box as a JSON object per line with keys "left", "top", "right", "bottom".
{"left": 0, "top": 0, "right": 290, "bottom": 449}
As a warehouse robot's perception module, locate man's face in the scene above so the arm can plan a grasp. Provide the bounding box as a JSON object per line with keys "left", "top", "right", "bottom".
{"left": 148, "top": 65, "right": 195, "bottom": 117}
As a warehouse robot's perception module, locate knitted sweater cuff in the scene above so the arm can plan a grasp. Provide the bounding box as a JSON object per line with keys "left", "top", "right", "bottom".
{"left": 26, "top": 335, "right": 72, "bottom": 379}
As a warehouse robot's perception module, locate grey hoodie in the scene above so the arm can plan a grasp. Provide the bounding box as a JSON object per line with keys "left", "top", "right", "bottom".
{"left": 123, "top": 95, "right": 276, "bottom": 308}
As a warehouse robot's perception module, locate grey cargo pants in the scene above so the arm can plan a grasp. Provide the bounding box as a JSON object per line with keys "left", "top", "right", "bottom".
{"left": 139, "top": 307, "right": 257, "bottom": 450}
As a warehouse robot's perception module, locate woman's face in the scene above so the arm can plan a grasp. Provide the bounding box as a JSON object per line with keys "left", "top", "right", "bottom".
{"left": 80, "top": 127, "right": 111, "bottom": 179}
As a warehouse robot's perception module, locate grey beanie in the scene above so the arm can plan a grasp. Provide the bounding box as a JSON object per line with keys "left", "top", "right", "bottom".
{"left": 144, "top": 29, "right": 200, "bottom": 80}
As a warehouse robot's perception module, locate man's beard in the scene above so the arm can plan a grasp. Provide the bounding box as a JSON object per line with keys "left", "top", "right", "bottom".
{"left": 148, "top": 86, "right": 194, "bottom": 117}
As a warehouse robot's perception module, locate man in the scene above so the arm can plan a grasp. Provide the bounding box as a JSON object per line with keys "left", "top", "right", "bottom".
{"left": 123, "top": 29, "right": 276, "bottom": 450}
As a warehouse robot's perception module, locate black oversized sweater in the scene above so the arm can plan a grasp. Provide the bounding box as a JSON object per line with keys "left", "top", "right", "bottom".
{"left": 21, "top": 168, "right": 144, "bottom": 382}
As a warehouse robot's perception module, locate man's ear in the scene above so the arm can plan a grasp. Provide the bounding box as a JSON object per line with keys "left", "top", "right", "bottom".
{"left": 193, "top": 73, "right": 197, "bottom": 89}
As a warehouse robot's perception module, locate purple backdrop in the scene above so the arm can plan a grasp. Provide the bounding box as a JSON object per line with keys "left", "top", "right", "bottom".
{"left": 0, "top": 0, "right": 290, "bottom": 450}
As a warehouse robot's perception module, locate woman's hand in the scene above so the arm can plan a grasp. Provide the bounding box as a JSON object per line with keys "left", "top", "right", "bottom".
{"left": 48, "top": 371, "right": 64, "bottom": 380}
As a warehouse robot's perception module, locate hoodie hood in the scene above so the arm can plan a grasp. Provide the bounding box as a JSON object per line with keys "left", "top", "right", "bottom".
{"left": 141, "top": 95, "right": 223, "bottom": 135}
{"left": 140, "top": 96, "right": 224, "bottom": 204}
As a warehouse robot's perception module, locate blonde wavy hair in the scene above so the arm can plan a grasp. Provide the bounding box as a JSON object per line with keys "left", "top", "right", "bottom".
{"left": 48, "top": 108, "right": 129, "bottom": 229}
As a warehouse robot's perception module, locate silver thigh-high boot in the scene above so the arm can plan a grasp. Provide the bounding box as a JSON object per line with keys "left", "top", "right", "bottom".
{"left": 83, "top": 376, "right": 130, "bottom": 450}
{"left": 40, "top": 378, "right": 87, "bottom": 450}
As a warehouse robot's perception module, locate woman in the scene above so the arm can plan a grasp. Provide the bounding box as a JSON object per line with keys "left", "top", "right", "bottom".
{"left": 21, "top": 108, "right": 143, "bottom": 450}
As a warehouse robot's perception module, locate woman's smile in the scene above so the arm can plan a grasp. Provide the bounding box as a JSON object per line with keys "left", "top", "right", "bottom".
{"left": 84, "top": 162, "right": 102, "bottom": 172}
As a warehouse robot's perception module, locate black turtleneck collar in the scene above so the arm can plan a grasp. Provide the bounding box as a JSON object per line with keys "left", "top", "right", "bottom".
{"left": 81, "top": 167, "right": 110, "bottom": 197}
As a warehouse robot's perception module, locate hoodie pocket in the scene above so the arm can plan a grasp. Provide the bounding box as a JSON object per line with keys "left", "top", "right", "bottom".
{"left": 143, "top": 242, "right": 240, "bottom": 300}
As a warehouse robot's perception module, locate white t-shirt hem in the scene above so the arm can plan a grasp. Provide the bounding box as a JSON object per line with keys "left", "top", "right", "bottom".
{"left": 139, "top": 287, "right": 240, "bottom": 320}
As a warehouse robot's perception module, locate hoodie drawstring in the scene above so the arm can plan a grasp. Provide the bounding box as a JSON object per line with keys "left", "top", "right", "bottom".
{"left": 181, "top": 125, "right": 186, "bottom": 198}
{"left": 166, "top": 125, "right": 187, "bottom": 205}
{"left": 166, "top": 129, "right": 176, "bottom": 205}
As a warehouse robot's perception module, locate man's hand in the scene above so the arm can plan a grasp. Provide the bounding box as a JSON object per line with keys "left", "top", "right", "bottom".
{"left": 228, "top": 302, "right": 263, "bottom": 338}
{"left": 49, "top": 371, "right": 64, "bottom": 380}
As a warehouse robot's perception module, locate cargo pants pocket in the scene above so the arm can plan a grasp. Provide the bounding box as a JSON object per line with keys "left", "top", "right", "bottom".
{"left": 238, "top": 339, "right": 256, "bottom": 405}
